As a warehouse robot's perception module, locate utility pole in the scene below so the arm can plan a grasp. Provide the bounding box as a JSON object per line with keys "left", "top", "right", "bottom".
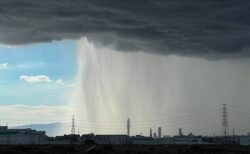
{"left": 71, "top": 115, "right": 75, "bottom": 135}
{"left": 233, "top": 127, "right": 235, "bottom": 143}
{"left": 127, "top": 118, "right": 130, "bottom": 136}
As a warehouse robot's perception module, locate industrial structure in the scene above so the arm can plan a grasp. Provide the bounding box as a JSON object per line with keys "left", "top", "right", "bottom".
{"left": 158, "top": 127, "right": 162, "bottom": 138}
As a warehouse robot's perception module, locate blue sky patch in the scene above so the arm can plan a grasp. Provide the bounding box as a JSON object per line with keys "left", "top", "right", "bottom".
{"left": 0, "top": 40, "right": 77, "bottom": 106}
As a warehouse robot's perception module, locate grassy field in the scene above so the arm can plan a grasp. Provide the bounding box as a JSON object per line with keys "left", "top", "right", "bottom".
{"left": 0, "top": 144, "right": 249, "bottom": 154}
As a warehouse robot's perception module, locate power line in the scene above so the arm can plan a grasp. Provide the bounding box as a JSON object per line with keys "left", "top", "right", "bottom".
{"left": 130, "top": 109, "right": 221, "bottom": 124}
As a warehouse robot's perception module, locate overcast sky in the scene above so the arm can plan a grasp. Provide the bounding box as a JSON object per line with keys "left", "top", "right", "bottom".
{"left": 0, "top": 0, "right": 250, "bottom": 136}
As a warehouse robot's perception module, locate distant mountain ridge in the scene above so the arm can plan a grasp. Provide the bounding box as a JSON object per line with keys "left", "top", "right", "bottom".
{"left": 11, "top": 123, "right": 70, "bottom": 137}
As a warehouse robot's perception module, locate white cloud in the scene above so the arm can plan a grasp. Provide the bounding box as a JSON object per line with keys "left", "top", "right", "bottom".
{"left": 0, "top": 63, "right": 8, "bottom": 69}
{"left": 19, "top": 76, "right": 75, "bottom": 88}
{"left": 20, "top": 75, "right": 51, "bottom": 83}
{"left": 18, "top": 63, "right": 45, "bottom": 69}
{"left": 56, "top": 79, "right": 75, "bottom": 88}
{"left": 55, "top": 79, "right": 65, "bottom": 84}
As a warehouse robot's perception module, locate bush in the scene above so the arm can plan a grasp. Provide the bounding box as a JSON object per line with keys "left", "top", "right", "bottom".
{"left": 85, "top": 139, "right": 96, "bottom": 145}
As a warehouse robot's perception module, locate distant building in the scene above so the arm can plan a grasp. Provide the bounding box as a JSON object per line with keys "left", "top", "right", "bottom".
{"left": 0, "top": 126, "right": 46, "bottom": 145}
{"left": 158, "top": 127, "right": 162, "bottom": 138}
{"left": 179, "top": 128, "right": 183, "bottom": 136}
{"left": 150, "top": 128, "right": 152, "bottom": 138}
{"left": 81, "top": 134, "right": 131, "bottom": 144}
{"left": 49, "top": 134, "right": 81, "bottom": 144}
{"left": 173, "top": 136, "right": 203, "bottom": 145}
{"left": 132, "top": 135, "right": 173, "bottom": 145}
{"left": 153, "top": 133, "right": 157, "bottom": 139}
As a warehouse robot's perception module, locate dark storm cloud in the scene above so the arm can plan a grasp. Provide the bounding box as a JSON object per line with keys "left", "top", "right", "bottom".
{"left": 0, "top": 0, "right": 250, "bottom": 57}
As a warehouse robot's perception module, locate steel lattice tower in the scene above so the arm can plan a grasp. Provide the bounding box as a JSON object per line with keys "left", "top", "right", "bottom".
{"left": 71, "top": 115, "right": 75, "bottom": 135}
{"left": 127, "top": 118, "right": 130, "bottom": 136}
{"left": 222, "top": 104, "right": 229, "bottom": 137}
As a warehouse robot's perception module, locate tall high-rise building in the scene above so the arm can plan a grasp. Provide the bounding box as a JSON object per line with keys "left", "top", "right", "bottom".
{"left": 158, "top": 127, "right": 162, "bottom": 138}
{"left": 150, "top": 128, "right": 152, "bottom": 138}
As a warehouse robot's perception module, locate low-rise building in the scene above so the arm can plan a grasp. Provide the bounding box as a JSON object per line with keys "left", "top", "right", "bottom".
{"left": 81, "top": 134, "right": 131, "bottom": 144}
{"left": 0, "top": 126, "right": 46, "bottom": 145}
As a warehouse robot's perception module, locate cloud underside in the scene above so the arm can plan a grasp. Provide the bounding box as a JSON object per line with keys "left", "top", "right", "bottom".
{"left": 0, "top": 0, "right": 250, "bottom": 58}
